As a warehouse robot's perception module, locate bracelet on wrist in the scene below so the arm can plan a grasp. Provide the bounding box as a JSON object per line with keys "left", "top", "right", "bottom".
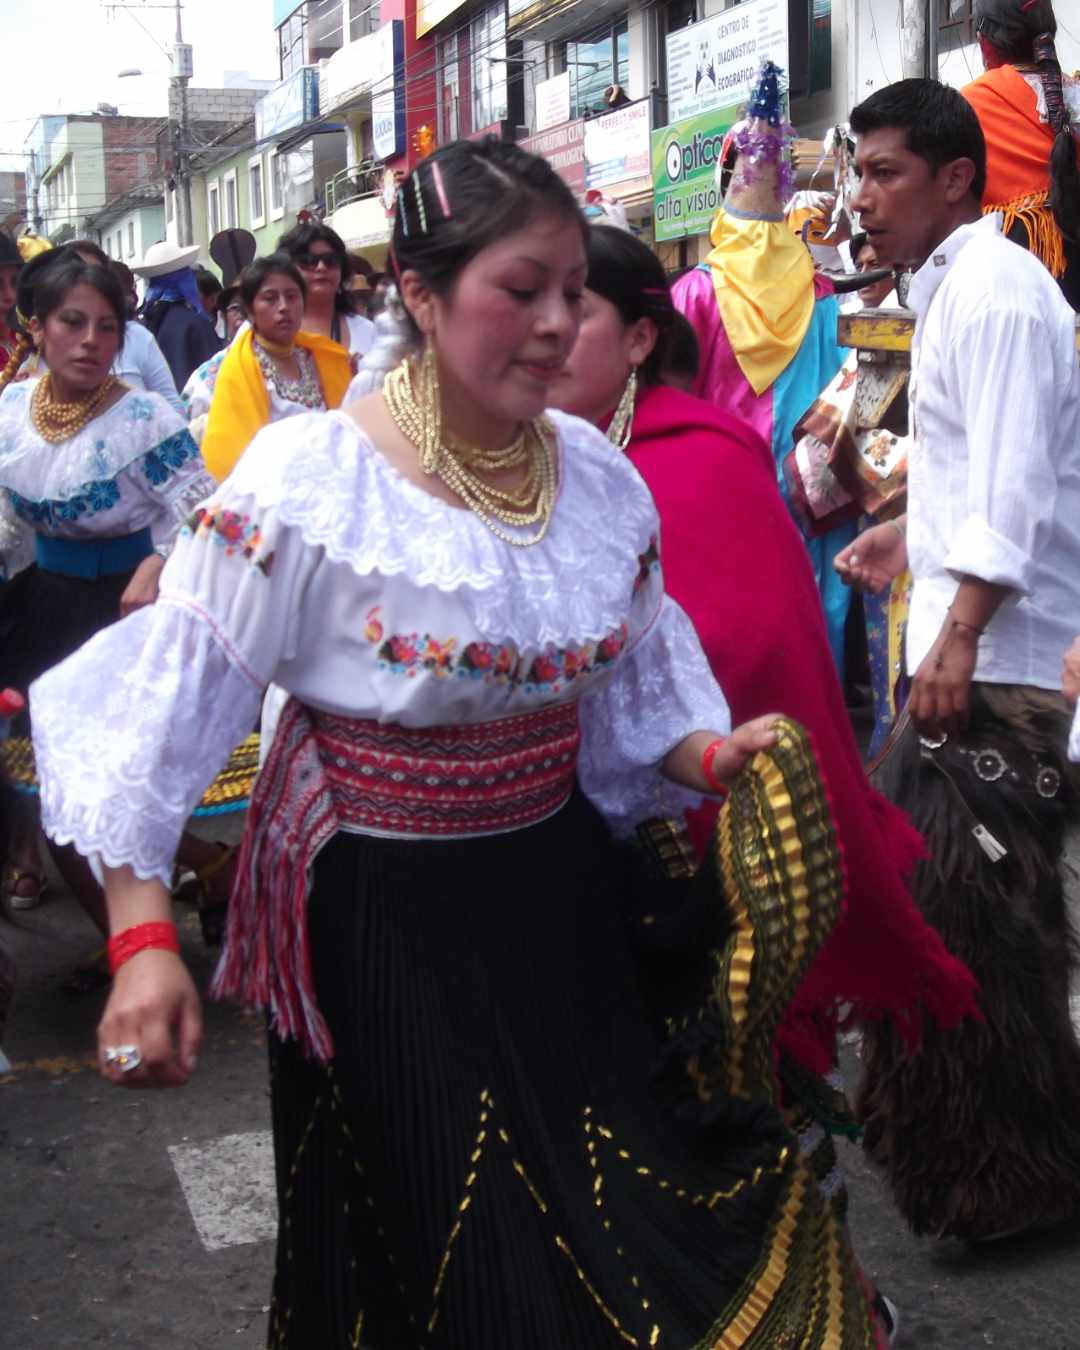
{"left": 107, "top": 921, "right": 180, "bottom": 976}
{"left": 947, "top": 607, "right": 984, "bottom": 636}
{"left": 701, "top": 737, "right": 730, "bottom": 800}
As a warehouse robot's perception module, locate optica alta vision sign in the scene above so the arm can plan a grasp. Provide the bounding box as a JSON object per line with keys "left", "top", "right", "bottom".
{"left": 650, "top": 107, "right": 737, "bottom": 242}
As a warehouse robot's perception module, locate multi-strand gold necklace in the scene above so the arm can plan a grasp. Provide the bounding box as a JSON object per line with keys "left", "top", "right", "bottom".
{"left": 383, "top": 352, "right": 557, "bottom": 547}
{"left": 30, "top": 372, "right": 119, "bottom": 444}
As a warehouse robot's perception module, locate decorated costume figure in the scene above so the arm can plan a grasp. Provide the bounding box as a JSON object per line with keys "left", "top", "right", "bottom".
{"left": 673, "top": 64, "right": 853, "bottom": 671}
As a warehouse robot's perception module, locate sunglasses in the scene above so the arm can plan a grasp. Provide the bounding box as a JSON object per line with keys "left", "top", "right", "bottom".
{"left": 295, "top": 251, "right": 342, "bottom": 270}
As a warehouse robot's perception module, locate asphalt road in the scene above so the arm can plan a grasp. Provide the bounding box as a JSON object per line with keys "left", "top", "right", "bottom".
{"left": 4, "top": 875, "right": 1080, "bottom": 1348}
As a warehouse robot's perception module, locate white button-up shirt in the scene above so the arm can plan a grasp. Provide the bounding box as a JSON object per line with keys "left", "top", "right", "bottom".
{"left": 905, "top": 213, "right": 1080, "bottom": 690}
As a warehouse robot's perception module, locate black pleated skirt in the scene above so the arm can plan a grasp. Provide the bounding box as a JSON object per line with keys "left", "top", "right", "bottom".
{"left": 0, "top": 563, "right": 133, "bottom": 734}
{"left": 264, "top": 789, "right": 868, "bottom": 1349}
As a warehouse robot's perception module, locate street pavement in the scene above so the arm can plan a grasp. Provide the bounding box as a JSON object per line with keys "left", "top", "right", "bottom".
{"left": 4, "top": 875, "right": 1080, "bottom": 1347}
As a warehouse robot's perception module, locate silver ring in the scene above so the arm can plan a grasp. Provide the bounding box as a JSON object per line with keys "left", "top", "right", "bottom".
{"left": 104, "top": 1045, "right": 142, "bottom": 1073}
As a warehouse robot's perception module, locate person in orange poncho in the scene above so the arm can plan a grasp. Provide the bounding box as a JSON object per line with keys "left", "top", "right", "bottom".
{"left": 202, "top": 252, "right": 353, "bottom": 482}
{"left": 961, "top": 0, "right": 1080, "bottom": 308}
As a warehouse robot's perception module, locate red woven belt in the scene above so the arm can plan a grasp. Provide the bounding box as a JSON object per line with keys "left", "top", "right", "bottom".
{"left": 310, "top": 702, "right": 581, "bottom": 837}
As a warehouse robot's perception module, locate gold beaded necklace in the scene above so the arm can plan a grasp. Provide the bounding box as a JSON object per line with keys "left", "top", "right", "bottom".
{"left": 383, "top": 352, "right": 557, "bottom": 547}
{"left": 30, "top": 373, "right": 119, "bottom": 444}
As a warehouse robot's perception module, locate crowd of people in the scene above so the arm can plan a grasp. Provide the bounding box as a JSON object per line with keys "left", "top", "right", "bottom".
{"left": 1, "top": 0, "right": 1079, "bottom": 1342}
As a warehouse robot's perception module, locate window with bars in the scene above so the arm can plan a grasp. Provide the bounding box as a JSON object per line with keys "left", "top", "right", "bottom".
{"left": 224, "top": 171, "right": 238, "bottom": 229}
{"left": 560, "top": 16, "right": 630, "bottom": 120}
{"left": 249, "top": 158, "right": 265, "bottom": 228}
{"left": 440, "top": 32, "right": 461, "bottom": 143}
{"left": 207, "top": 181, "right": 221, "bottom": 236}
{"left": 349, "top": 0, "right": 380, "bottom": 40}
{"left": 279, "top": 8, "right": 307, "bottom": 77}
{"left": 269, "top": 153, "right": 286, "bottom": 219}
{"left": 939, "top": 0, "right": 976, "bottom": 47}
{"left": 471, "top": 3, "right": 509, "bottom": 131}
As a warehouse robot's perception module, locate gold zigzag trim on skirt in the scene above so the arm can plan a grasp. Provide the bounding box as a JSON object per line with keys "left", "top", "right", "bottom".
{"left": 1, "top": 733, "right": 261, "bottom": 817}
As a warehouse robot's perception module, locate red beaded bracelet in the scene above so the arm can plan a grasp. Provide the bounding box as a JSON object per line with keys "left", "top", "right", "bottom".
{"left": 107, "top": 921, "right": 180, "bottom": 976}
{"left": 701, "top": 737, "right": 730, "bottom": 799}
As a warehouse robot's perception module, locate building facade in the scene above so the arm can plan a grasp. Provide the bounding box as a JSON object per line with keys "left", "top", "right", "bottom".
{"left": 23, "top": 114, "right": 165, "bottom": 245}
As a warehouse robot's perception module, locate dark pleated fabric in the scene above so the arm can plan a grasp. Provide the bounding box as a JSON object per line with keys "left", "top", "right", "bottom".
{"left": 265, "top": 791, "right": 815, "bottom": 1350}
{"left": 0, "top": 563, "right": 133, "bottom": 734}
{"left": 859, "top": 684, "right": 1080, "bottom": 1240}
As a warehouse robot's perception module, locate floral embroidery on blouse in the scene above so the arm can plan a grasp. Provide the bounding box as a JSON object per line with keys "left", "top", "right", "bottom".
{"left": 143, "top": 430, "right": 199, "bottom": 486}
{"left": 365, "top": 605, "right": 629, "bottom": 693}
{"left": 184, "top": 504, "right": 275, "bottom": 575}
{"left": 5, "top": 428, "right": 200, "bottom": 531}
{"left": 633, "top": 537, "right": 660, "bottom": 595}
{"left": 8, "top": 478, "right": 122, "bottom": 529}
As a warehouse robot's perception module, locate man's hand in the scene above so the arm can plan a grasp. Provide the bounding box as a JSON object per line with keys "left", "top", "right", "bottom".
{"left": 834, "top": 521, "right": 907, "bottom": 595}
{"left": 910, "top": 622, "right": 979, "bottom": 736}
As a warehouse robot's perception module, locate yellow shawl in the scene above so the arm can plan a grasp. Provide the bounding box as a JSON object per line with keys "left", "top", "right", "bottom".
{"left": 202, "top": 326, "right": 354, "bottom": 482}
{"left": 706, "top": 208, "right": 816, "bottom": 396}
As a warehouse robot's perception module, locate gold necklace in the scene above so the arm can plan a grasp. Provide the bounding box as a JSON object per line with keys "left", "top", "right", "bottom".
{"left": 383, "top": 353, "right": 557, "bottom": 547}
{"left": 30, "top": 373, "right": 119, "bottom": 444}
{"left": 254, "top": 334, "right": 297, "bottom": 360}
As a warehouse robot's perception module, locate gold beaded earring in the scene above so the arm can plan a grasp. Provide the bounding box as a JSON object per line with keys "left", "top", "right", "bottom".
{"left": 606, "top": 366, "right": 638, "bottom": 451}
{"left": 416, "top": 335, "right": 441, "bottom": 474}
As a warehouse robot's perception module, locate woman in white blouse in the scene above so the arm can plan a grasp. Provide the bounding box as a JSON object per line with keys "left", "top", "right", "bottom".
{"left": 0, "top": 252, "right": 207, "bottom": 920}
{"left": 32, "top": 141, "right": 886, "bottom": 1347}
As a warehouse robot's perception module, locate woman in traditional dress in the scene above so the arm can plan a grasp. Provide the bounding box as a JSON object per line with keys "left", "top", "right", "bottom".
{"left": 200, "top": 253, "right": 353, "bottom": 481}
{"left": 277, "top": 220, "right": 375, "bottom": 358}
{"left": 962, "top": 0, "right": 1080, "bottom": 308}
{"left": 33, "top": 138, "right": 898, "bottom": 1348}
{"left": 551, "top": 228, "right": 978, "bottom": 1340}
{"left": 0, "top": 253, "right": 209, "bottom": 925}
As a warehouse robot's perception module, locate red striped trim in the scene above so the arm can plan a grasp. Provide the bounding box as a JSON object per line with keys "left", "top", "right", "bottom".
{"left": 213, "top": 699, "right": 581, "bottom": 1060}
{"left": 311, "top": 703, "right": 580, "bottom": 837}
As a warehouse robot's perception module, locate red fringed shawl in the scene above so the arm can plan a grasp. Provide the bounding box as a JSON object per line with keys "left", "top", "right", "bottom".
{"left": 626, "top": 383, "right": 979, "bottom": 1072}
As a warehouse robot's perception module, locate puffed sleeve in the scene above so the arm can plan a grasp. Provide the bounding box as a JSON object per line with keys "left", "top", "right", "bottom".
{"left": 116, "top": 393, "right": 216, "bottom": 553}
{"left": 31, "top": 425, "right": 321, "bottom": 884}
{"left": 576, "top": 550, "right": 731, "bottom": 835}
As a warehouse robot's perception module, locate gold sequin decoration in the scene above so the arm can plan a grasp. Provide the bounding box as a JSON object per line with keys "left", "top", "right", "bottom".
{"left": 427, "top": 1088, "right": 491, "bottom": 1335}
{"left": 1, "top": 732, "right": 261, "bottom": 816}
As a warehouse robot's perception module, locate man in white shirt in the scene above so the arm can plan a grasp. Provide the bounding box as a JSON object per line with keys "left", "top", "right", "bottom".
{"left": 835, "top": 78, "right": 1080, "bottom": 1245}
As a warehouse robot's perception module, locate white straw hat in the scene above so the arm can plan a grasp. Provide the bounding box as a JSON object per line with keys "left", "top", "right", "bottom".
{"left": 132, "top": 239, "right": 200, "bottom": 277}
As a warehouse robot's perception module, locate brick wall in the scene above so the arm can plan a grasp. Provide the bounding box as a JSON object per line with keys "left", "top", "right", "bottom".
{"left": 170, "top": 86, "right": 263, "bottom": 125}
{"left": 101, "top": 117, "right": 167, "bottom": 200}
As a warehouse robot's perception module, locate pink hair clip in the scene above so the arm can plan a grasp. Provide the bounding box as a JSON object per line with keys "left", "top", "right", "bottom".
{"left": 431, "top": 161, "right": 452, "bottom": 220}
{"left": 1020, "top": 0, "right": 1039, "bottom": 11}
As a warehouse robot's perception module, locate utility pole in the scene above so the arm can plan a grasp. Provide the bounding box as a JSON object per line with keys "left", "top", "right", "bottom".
{"left": 171, "top": 0, "right": 194, "bottom": 246}
{"left": 900, "top": 0, "right": 929, "bottom": 79}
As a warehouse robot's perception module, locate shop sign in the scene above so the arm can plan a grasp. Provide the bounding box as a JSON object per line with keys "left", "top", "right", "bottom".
{"left": 651, "top": 107, "right": 735, "bottom": 242}
{"left": 371, "top": 22, "right": 405, "bottom": 162}
{"left": 583, "top": 100, "right": 651, "bottom": 192}
{"left": 534, "top": 72, "right": 571, "bottom": 134}
{"left": 665, "top": 0, "right": 789, "bottom": 125}
{"left": 519, "top": 118, "right": 586, "bottom": 194}
{"left": 255, "top": 67, "right": 319, "bottom": 143}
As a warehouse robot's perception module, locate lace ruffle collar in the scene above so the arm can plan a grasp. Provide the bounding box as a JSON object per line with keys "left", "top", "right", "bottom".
{"left": 232, "top": 408, "right": 659, "bottom": 650}
{"left": 0, "top": 381, "right": 188, "bottom": 501}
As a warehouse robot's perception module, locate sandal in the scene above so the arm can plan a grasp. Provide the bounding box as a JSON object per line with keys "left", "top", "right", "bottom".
{"left": 2, "top": 863, "right": 47, "bottom": 912}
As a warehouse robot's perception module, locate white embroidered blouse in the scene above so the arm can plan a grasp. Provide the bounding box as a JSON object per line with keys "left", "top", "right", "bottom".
{"left": 0, "top": 380, "right": 210, "bottom": 566}
{"left": 30, "top": 409, "right": 730, "bottom": 884}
